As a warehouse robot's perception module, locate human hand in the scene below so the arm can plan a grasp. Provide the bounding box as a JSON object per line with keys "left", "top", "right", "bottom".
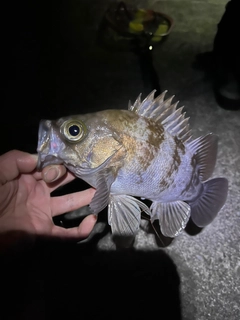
{"left": 0, "top": 150, "right": 96, "bottom": 254}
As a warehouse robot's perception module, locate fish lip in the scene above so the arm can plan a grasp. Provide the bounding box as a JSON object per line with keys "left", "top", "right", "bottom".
{"left": 37, "top": 154, "right": 64, "bottom": 170}
{"left": 37, "top": 120, "right": 51, "bottom": 147}
{"left": 37, "top": 119, "right": 64, "bottom": 170}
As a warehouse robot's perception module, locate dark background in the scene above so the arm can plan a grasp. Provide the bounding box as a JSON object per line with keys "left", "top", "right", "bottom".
{"left": 1, "top": 1, "right": 182, "bottom": 319}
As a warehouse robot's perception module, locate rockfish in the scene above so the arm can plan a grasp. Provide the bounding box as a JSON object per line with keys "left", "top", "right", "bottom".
{"left": 37, "top": 90, "right": 228, "bottom": 238}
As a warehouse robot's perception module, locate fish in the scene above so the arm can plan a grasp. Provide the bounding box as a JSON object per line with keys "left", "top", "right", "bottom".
{"left": 37, "top": 90, "right": 228, "bottom": 238}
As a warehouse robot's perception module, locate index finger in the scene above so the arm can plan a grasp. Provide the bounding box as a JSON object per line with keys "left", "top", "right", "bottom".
{"left": 0, "top": 150, "right": 37, "bottom": 184}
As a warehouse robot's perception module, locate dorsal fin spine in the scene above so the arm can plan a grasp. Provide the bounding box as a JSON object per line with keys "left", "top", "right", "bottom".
{"left": 129, "top": 90, "right": 192, "bottom": 143}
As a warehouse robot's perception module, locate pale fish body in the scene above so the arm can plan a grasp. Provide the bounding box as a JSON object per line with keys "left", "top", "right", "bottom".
{"left": 37, "top": 90, "right": 228, "bottom": 237}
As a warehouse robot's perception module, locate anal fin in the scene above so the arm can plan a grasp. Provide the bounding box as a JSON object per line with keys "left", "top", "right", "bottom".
{"left": 150, "top": 200, "right": 191, "bottom": 238}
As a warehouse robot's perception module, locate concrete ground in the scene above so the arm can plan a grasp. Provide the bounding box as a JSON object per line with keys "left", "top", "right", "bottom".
{"left": 1, "top": 1, "right": 240, "bottom": 319}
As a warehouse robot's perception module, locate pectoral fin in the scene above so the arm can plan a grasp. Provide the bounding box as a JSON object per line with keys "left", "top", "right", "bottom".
{"left": 89, "top": 169, "right": 115, "bottom": 214}
{"left": 150, "top": 200, "right": 191, "bottom": 237}
{"left": 72, "top": 153, "right": 122, "bottom": 215}
{"left": 108, "top": 195, "right": 151, "bottom": 237}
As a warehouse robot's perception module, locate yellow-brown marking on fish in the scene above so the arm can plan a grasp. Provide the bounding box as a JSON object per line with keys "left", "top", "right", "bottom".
{"left": 121, "top": 116, "right": 165, "bottom": 172}
{"left": 136, "top": 140, "right": 160, "bottom": 172}
{"left": 120, "top": 134, "right": 138, "bottom": 162}
{"left": 146, "top": 119, "right": 165, "bottom": 148}
{"left": 175, "top": 136, "right": 186, "bottom": 155}
{"left": 103, "top": 110, "right": 138, "bottom": 132}
{"left": 180, "top": 155, "right": 197, "bottom": 196}
{"left": 159, "top": 138, "right": 184, "bottom": 189}
{"left": 107, "top": 146, "right": 126, "bottom": 177}
{"left": 90, "top": 136, "right": 122, "bottom": 168}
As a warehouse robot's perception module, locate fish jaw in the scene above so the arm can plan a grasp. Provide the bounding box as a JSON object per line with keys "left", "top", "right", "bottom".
{"left": 37, "top": 119, "right": 66, "bottom": 170}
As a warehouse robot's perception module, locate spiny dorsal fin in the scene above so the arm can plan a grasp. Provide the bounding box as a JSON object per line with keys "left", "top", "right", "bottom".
{"left": 128, "top": 90, "right": 192, "bottom": 143}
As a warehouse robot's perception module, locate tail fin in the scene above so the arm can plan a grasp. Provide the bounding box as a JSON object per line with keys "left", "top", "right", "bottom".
{"left": 190, "top": 178, "right": 228, "bottom": 227}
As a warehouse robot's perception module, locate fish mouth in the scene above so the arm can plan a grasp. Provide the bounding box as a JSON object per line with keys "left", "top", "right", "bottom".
{"left": 37, "top": 154, "right": 63, "bottom": 170}
{"left": 37, "top": 119, "right": 64, "bottom": 170}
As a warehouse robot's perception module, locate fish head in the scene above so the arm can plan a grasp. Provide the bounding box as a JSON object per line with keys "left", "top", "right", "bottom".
{"left": 37, "top": 117, "right": 88, "bottom": 170}
{"left": 37, "top": 112, "right": 124, "bottom": 179}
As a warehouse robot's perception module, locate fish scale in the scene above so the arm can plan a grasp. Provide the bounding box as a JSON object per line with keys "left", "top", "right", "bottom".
{"left": 37, "top": 90, "right": 228, "bottom": 238}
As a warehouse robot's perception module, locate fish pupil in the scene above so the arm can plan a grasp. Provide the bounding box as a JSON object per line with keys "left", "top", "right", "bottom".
{"left": 69, "top": 125, "right": 80, "bottom": 136}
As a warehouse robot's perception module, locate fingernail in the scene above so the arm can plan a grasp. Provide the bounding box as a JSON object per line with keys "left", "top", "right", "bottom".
{"left": 30, "top": 154, "right": 38, "bottom": 161}
{"left": 44, "top": 167, "right": 60, "bottom": 182}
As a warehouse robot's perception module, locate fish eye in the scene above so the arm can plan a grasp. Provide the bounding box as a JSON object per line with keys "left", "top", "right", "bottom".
{"left": 69, "top": 125, "right": 80, "bottom": 136}
{"left": 61, "top": 120, "right": 87, "bottom": 142}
